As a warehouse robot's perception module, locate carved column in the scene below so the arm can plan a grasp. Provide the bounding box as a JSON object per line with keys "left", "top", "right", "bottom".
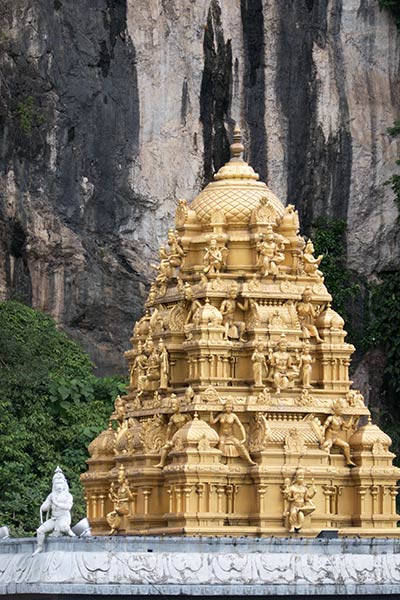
{"left": 167, "top": 485, "right": 174, "bottom": 513}
{"left": 323, "top": 485, "right": 335, "bottom": 515}
{"left": 98, "top": 494, "right": 106, "bottom": 518}
{"left": 370, "top": 485, "right": 379, "bottom": 517}
{"left": 257, "top": 484, "right": 268, "bottom": 514}
{"left": 175, "top": 485, "right": 183, "bottom": 513}
{"left": 215, "top": 484, "right": 225, "bottom": 513}
{"left": 390, "top": 486, "right": 399, "bottom": 515}
{"left": 182, "top": 485, "right": 192, "bottom": 512}
{"left": 142, "top": 487, "right": 152, "bottom": 515}
{"left": 90, "top": 493, "right": 98, "bottom": 519}
{"left": 225, "top": 485, "right": 233, "bottom": 514}
{"left": 131, "top": 489, "right": 138, "bottom": 515}
{"left": 358, "top": 486, "right": 368, "bottom": 515}
{"left": 196, "top": 483, "right": 204, "bottom": 513}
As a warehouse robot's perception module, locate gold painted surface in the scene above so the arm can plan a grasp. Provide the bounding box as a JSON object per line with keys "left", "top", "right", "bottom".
{"left": 82, "top": 127, "right": 400, "bottom": 538}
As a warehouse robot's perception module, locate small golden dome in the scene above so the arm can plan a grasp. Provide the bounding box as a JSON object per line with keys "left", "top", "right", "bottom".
{"left": 191, "top": 126, "right": 284, "bottom": 225}
{"left": 172, "top": 414, "right": 219, "bottom": 448}
{"left": 349, "top": 419, "right": 392, "bottom": 451}
{"left": 195, "top": 299, "right": 223, "bottom": 326}
{"left": 316, "top": 305, "right": 345, "bottom": 330}
{"left": 88, "top": 422, "right": 116, "bottom": 458}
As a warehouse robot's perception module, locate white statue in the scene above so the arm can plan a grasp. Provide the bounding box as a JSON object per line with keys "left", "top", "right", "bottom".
{"left": 33, "top": 466, "right": 75, "bottom": 555}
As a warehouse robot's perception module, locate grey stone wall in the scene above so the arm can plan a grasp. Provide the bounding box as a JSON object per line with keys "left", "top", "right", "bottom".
{"left": 0, "top": 0, "right": 399, "bottom": 375}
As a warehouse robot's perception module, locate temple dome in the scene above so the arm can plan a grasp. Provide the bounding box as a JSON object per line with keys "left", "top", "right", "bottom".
{"left": 190, "top": 126, "right": 284, "bottom": 225}
{"left": 349, "top": 419, "right": 392, "bottom": 451}
{"left": 88, "top": 423, "right": 116, "bottom": 458}
{"left": 172, "top": 414, "right": 219, "bottom": 448}
{"left": 195, "top": 299, "right": 223, "bottom": 326}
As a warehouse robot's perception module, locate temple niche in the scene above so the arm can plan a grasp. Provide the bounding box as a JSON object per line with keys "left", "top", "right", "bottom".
{"left": 81, "top": 127, "right": 400, "bottom": 537}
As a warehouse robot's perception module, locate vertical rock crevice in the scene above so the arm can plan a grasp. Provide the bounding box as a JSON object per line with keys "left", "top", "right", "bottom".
{"left": 200, "top": 0, "right": 232, "bottom": 183}
{"left": 276, "top": 0, "right": 352, "bottom": 232}
{"left": 240, "top": 0, "right": 267, "bottom": 182}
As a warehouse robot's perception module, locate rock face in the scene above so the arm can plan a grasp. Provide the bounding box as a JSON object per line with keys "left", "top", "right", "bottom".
{"left": 0, "top": 0, "right": 399, "bottom": 374}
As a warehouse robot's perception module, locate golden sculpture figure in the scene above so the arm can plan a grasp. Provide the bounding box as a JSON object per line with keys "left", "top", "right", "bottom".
{"left": 158, "top": 338, "right": 169, "bottom": 390}
{"left": 166, "top": 229, "right": 185, "bottom": 268}
{"left": 302, "top": 240, "right": 324, "bottom": 280}
{"left": 203, "top": 238, "right": 228, "bottom": 275}
{"left": 183, "top": 283, "right": 202, "bottom": 325}
{"left": 256, "top": 225, "right": 285, "bottom": 276}
{"left": 299, "top": 341, "right": 313, "bottom": 388}
{"left": 220, "top": 285, "right": 248, "bottom": 341}
{"left": 322, "top": 401, "right": 356, "bottom": 466}
{"left": 251, "top": 341, "right": 268, "bottom": 387}
{"left": 210, "top": 399, "right": 256, "bottom": 466}
{"left": 270, "top": 335, "right": 298, "bottom": 394}
{"left": 283, "top": 467, "right": 316, "bottom": 532}
{"left": 297, "top": 287, "right": 323, "bottom": 343}
{"left": 106, "top": 465, "right": 133, "bottom": 534}
{"left": 83, "top": 126, "right": 400, "bottom": 538}
{"left": 155, "top": 396, "right": 188, "bottom": 468}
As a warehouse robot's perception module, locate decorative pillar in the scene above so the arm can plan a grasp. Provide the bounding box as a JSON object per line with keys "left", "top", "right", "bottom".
{"left": 196, "top": 483, "right": 204, "bottom": 513}
{"left": 90, "top": 493, "right": 98, "bottom": 519}
{"left": 98, "top": 494, "right": 106, "bottom": 518}
{"left": 257, "top": 485, "right": 268, "bottom": 514}
{"left": 142, "top": 487, "right": 152, "bottom": 516}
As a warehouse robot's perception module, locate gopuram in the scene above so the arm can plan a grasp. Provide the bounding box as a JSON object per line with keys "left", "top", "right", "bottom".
{"left": 81, "top": 127, "right": 400, "bottom": 538}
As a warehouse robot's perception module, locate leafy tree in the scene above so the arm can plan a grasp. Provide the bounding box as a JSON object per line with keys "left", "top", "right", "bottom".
{"left": 0, "top": 301, "right": 126, "bottom": 535}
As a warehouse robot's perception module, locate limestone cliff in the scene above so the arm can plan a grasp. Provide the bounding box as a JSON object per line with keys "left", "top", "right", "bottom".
{"left": 0, "top": 0, "right": 399, "bottom": 378}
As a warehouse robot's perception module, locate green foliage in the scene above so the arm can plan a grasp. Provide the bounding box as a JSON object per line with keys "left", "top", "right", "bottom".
{"left": 378, "top": 0, "right": 400, "bottom": 29}
{"left": 385, "top": 120, "right": 400, "bottom": 214}
{"left": 365, "top": 271, "right": 400, "bottom": 461}
{"left": 15, "top": 96, "right": 44, "bottom": 135}
{"left": 311, "top": 218, "right": 360, "bottom": 329}
{"left": 367, "top": 271, "right": 400, "bottom": 395}
{"left": 0, "top": 301, "right": 126, "bottom": 535}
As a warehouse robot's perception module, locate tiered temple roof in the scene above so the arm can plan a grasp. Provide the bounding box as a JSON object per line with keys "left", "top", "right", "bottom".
{"left": 82, "top": 127, "right": 400, "bottom": 537}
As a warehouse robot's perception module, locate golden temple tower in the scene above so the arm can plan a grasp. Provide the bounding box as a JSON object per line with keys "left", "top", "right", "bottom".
{"left": 82, "top": 127, "right": 400, "bottom": 537}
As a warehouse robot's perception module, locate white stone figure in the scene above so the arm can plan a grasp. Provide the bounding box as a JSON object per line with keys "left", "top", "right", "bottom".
{"left": 32, "top": 466, "right": 75, "bottom": 556}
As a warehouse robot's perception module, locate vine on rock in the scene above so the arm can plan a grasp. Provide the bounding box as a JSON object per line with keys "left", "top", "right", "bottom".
{"left": 385, "top": 120, "right": 400, "bottom": 214}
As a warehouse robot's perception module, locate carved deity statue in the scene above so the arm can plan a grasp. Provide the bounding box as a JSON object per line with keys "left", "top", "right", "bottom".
{"left": 175, "top": 198, "right": 189, "bottom": 226}
{"left": 150, "top": 245, "right": 173, "bottom": 291}
{"left": 302, "top": 240, "right": 323, "bottom": 279}
{"left": 183, "top": 283, "right": 202, "bottom": 325}
{"left": 158, "top": 338, "right": 169, "bottom": 390}
{"left": 106, "top": 465, "right": 133, "bottom": 534}
{"left": 322, "top": 401, "right": 356, "bottom": 466}
{"left": 146, "top": 339, "right": 161, "bottom": 383}
{"left": 270, "top": 335, "right": 299, "bottom": 394}
{"left": 220, "top": 285, "right": 248, "bottom": 341}
{"left": 297, "top": 287, "right": 323, "bottom": 343}
{"left": 203, "top": 237, "right": 228, "bottom": 275}
{"left": 111, "top": 395, "right": 127, "bottom": 425}
{"left": 299, "top": 341, "right": 313, "bottom": 388}
{"left": 210, "top": 399, "right": 256, "bottom": 465}
{"left": 248, "top": 411, "right": 271, "bottom": 451}
{"left": 282, "top": 467, "right": 316, "bottom": 532}
{"left": 251, "top": 341, "right": 268, "bottom": 387}
{"left": 33, "top": 467, "right": 75, "bottom": 555}
{"left": 130, "top": 341, "right": 148, "bottom": 394}
{"left": 155, "top": 396, "right": 189, "bottom": 468}
{"left": 167, "top": 228, "right": 185, "bottom": 268}
{"left": 256, "top": 225, "right": 285, "bottom": 277}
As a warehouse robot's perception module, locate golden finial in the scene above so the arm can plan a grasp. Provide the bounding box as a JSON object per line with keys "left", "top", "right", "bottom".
{"left": 230, "top": 124, "right": 244, "bottom": 160}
